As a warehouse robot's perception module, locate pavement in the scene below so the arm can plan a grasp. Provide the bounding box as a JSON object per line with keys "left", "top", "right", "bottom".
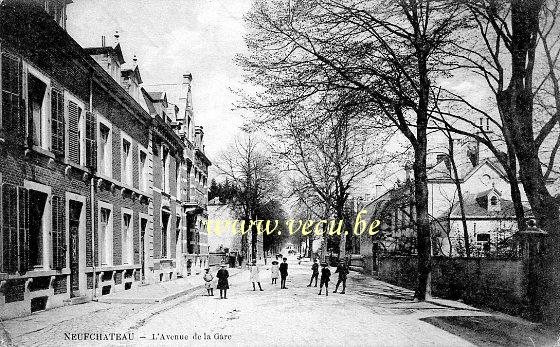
{"left": 1, "top": 259, "right": 559, "bottom": 347}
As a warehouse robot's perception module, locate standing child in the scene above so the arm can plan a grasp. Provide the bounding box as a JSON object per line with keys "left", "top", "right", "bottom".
{"left": 318, "top": 262, "right": 331, "bottom": 296}
{"left": 307, "top": 258, "right": 319, "bottom": 287}
{"left": 271, "top": 260, "right": 279, "bottom": 284}
{"left": 216, "top": 263, "right": 229, "bottom": 299}
{"left": 279, "top": 257, "right": 289, "bottom": 289}
{"left": 203, "top": 268, "right": 214, "bottom": 296}
{"left": 250, "top": 260, "right": 264, "bottom": 291}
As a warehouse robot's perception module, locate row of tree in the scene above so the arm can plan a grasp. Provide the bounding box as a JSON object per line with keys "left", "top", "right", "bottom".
{"left": 236, "top": 0, "right": 560, "bottom": 323}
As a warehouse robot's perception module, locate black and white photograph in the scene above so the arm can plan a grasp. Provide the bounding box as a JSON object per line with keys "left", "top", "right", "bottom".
{"left": 1, "top": 0, "right": 560, "bottom": 346}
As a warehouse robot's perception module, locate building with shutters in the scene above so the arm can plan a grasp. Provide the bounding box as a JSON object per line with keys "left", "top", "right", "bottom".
{"left": 0, "top": 0, "right": 212, "bottom": 318}
{"left": 0, "top": 0, "right": 151, "bottom": 318}
{"left": 140, "top": 74, "right": 211, "bottom": 281}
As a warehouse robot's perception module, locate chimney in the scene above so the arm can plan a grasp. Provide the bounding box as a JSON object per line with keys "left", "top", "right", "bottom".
{"left": 180, "top": 72, "right": 192, "bottom": 100}
{"left": 113, "top": 30, "right": 120, "bottom": 46}
{"left": 101, "top": 36, "right": 106, "bottom": 47}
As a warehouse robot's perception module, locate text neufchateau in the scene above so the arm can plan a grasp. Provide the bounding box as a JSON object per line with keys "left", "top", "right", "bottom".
{"left": 205, "top": 210, "right": 380, "bottom": 237}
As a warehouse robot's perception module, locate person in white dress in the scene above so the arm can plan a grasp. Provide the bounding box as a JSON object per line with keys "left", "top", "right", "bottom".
{"left": 271, "top": 260, "right": 280, "bottom": 285}
{"left": 250, "top": 260, "right": 263, "bottom": 291}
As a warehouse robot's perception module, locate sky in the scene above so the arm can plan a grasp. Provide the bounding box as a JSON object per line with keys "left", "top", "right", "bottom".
{"left": 66, "top": 0, "right": 254, "bottom": 164}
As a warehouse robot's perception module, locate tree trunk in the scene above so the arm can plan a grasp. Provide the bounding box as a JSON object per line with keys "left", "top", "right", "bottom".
{"left": 414, "top": 139, "right": 432, "bottom": 300}
{"left": 447, "top": 132, "right": 470, "bottom": 257}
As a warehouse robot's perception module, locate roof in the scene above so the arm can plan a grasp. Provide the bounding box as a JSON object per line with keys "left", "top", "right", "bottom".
{"left": 445, "top": 193, "right": 531, "bottom": 219}
{"left": 83, "top": 43, "right": 125, "bottom": 64}
{"left": 0, "top": 0, "right": 151, "bottom": 127}
{"left": 121, "top": 64, "right": 143, "bottom": 84}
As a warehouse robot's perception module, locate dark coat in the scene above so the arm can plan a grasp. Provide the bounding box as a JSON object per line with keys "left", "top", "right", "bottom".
{"left": 216, "top": 268, "right": 229, "bottom": 289}
{"left": 335, "top": 265, "right": 349, "bottom": 279}
{"left": 311, "top": 263, "right": 319, "bottom": 274}
{"left": 320, "top": 267, "right": 331, "bottom": 282}
{"left": 279, "top": 262, "right": 288, "bottom": 277}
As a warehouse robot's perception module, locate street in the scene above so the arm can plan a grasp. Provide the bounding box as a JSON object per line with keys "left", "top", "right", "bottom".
{"left": 130, "top": 258, "right": 557, "bottom": 347}
{"left": 2, "top": 258, "right": 558, "bottom": 347}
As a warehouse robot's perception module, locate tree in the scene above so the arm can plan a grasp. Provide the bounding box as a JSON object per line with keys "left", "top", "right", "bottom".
{"left": 216, "top": 134, "right": 280, "bottom": 263}
{"left": 239, "top": 0, "right": 468, "bottom": 300}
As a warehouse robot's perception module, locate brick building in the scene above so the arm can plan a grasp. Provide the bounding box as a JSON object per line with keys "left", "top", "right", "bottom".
{"left": 0, "top": 0, "right": 211, "bottom": 318}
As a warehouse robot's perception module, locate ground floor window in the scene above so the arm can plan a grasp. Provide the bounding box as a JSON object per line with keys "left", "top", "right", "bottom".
{"left": 99, "top": 206, "right": 113, "bottom": 266}
{"left": 161, "top": 211, "right": 170, "bottom": 258}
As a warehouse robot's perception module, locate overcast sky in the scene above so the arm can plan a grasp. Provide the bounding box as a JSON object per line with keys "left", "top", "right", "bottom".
{"left": 67, "top": 0, "right": 253, "bottom": 163}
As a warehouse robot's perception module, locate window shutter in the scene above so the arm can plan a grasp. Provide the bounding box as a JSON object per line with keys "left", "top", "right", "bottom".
{"left": 51, "top": 89, "right": 65, "bottom": 157}
{"left": 68, "top": 101, "right": 80, "bottom": 164}
{"left": 2, "top": 184, "right": 18, "bottom": 274}
{"left": 18, "top": 187, "right": 29, "bottom": 274}
{"left": 85, "top": 111, "right": 97, "bottom": 169}
{"left": 52, "top": 196, "right": 66, "bottom": 270}
{"left": 1, "top": 53, "right": 22, "bottom": 138}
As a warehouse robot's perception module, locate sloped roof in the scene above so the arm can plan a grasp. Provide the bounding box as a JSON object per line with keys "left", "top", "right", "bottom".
{"left": 446, "top": 193, "right": 531, "bottom": 219}
{"left": 83, "top": 43, "right": 125, "bottom": 64}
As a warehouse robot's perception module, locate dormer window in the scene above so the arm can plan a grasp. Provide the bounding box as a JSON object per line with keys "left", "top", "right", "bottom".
{"left": 479, "top": 117, "right": 490, "bottom": 132}
{"left": 490, "top": 196, "right": 498, "bottom": 206}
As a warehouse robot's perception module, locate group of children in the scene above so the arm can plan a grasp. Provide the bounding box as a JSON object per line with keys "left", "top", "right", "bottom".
{"left": 203, "top": 257, "right": 349, "bottom": 298}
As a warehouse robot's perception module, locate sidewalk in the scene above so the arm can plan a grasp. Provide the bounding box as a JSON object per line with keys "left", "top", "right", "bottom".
{"left": 0, "top": 268, "right": 243, "bottom": 347}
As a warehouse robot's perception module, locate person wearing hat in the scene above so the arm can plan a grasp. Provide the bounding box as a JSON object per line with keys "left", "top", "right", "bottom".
{"left": 307, "top": 258, "right": 319, "bottom": 287}
{"left": 270, "top": 260, "right": 280, "bottom": 284}
{"left": 216, "top": 263, "right": 230, "bottom": 299}
{"left": 250, "top": 260, "right": 264, "bottom": 291}
{"left": 318, "top": 262, "right": 331, "bottom": 296}
{"left": 279, "top": 257, "right": 289, "bottom": 289}
{"left": 203, "top": 267, "right": 214, "bottom": 296}
{"left": 333, "top": 259, "right": 350, "bottom": 294}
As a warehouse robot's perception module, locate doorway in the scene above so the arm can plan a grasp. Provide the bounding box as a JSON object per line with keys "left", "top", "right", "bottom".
{"left": 69, "top": 200, "right": 83, "bottom": 297}
{"left": 140, "top": 217, "right": 147, "bottom": 281}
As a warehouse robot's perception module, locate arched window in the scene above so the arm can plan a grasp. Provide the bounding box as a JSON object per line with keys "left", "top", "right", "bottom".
{"left": 490, "top": 196, "right": 498, "bottom": 206}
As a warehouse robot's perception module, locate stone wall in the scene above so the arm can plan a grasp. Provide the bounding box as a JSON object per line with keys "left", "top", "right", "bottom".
{"left": 377, "top": 256, "right": 529, "bottom": 319}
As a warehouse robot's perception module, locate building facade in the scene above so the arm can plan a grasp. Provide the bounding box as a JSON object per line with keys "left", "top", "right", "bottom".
{"left": 0, "top": 0, "right": 210, "bottom": 319}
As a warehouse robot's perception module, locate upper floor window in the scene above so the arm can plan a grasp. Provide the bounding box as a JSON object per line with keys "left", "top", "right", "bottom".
{"left": 162, "top": 146, "right": 169, "bottom": 193}
{"left": 98, "top": 122, "right": 112, "bottom": 177}
{"left": 122, "top": 137, "right": 133, "bottom": 186}
{"left": 175, "top": 162, "right": 180, "bottom": 197}
{"left": 139, "top": 150, "right": 148, "bottom": 191}
{"left": 27, "top": 70, "right": 49, "bottom": 149}
{"left": 67, "top": 97, "right": 85, "bottom": 165}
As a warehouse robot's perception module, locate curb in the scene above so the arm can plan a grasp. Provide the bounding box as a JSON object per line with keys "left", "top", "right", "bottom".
{"left": 118, "top": 269, "right": 244, "bottom": 333}
{"left": 98, "top": 268, "right": 243, "bottom": 304}
{"left": 0, "top": 322, "right": 13, "bottom": 347}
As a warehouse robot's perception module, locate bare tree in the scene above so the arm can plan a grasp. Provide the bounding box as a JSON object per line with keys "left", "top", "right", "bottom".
{"left": 239, "top": 0, "right": 469, "bottom": 300}
{"left": 216, "top": 134, "right": 279, "bottom": 263}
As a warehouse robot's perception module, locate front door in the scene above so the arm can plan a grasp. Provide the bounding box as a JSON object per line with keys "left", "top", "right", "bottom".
{"left": 69, "top": 201, "right": 82, "bottom": 297}
{"left": 140, "top": 218, "right": 147, "bottom": 281}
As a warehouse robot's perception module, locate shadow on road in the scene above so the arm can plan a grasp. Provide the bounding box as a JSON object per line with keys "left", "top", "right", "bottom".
{"left": 420, "top": 315, "right": 559, "bottom": 347}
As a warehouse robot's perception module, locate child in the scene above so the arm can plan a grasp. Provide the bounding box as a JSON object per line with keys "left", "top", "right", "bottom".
{"left": 250, "top": 260, "right": 263, "bottom": 291}
{"left": 270, "top": 260, "right": 279, "bottom": 284}
{"left": 203, "top": 268, "right": 214, "bottom": 296}
{"left": 307, "top": 258, "right": 319, "bottom": 287}
{"left": 217, "top": 263, "right": 229, "bottom": 299}
{"left": 318, "top": 262, "right": 331, "bottom": 296}
{"left": 279, "top": 257, "right": 289, "bottom": 289}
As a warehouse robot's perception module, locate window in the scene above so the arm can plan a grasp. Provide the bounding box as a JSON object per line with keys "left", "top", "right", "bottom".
{"left": 161, "top": 147, "right": 169, "bottom": 193}
{"left": 176, "top": 216, "right": 182, "bottom": 254}
{"left": 98, "top": 123, "right": 112, "bottom": 177}
{"left": 122, "top": 212, "right": 133, "bottom": 264}
{"left": 477, "top": 233, "right": 490, "bottom": 242}
{"left": 161, "top": 211, "right": 170, "bottom": 258}
{"left": 1, "top": 51, "right": 23, "bottom": 137}
{"left": 51, "top": 89, "right": 65, "bottom": 156}
{"left": 490, "top": 196, "right": 498, "bottom": 206}
{"left": 139, "top": 150, "right": 147, "bottom": 191}
{"left": 99, "top": 207, "right": 113, "bottom": 266}
{"left": 27, "top": 73, "right": 48, "bottom": 148}
{"left": 175, "top": 162, "right": 180, "bottom": 197}
{"left": 68, "top": 99, "right": 84, "bottom": 164}
{"left": 28, "top": 189, "right": 48, "bottom": 269}
{"left": 122, "top": 138, "right": 132, "bottom": 186}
